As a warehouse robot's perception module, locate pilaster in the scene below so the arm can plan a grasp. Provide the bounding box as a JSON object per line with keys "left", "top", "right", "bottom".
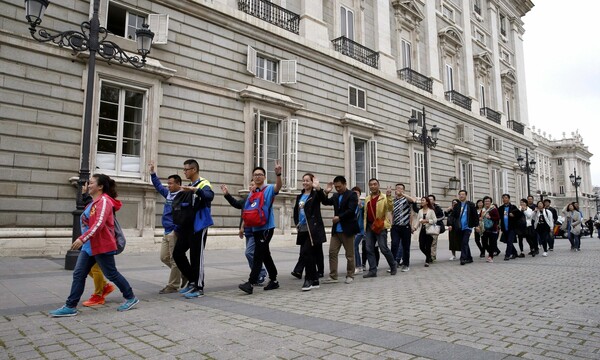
{"left": 300, "top": 0, "right": 330, "bottom": 48}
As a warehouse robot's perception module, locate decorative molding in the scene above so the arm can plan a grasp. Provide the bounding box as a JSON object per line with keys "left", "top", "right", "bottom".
{"left": 340, "top": 113, "right": 384, "bottom": 132}
{"left": 239, "top": 86, "right": 304, "bottom": 111}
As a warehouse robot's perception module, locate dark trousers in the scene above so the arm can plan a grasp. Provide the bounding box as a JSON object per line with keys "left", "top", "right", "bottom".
{"left": 474, "top": 231, "right": 484, "bottom": 256}
{"left": 362, "top": 237, "right": 380, "bottom": 267}
{"left": 391, "top": 225, "right": 411, "bottom": 263}
{"left": 295, "top": 240, "right": 324, "bottom": 276}
{"left": 458, "top": 229, "right": 473, "bottom": 261}
{"left": 249, "top": 228, "right": 277, "bottom": 283}
{"left": 537, "top": 228, "right": 551, "bottom": 252}
{"left": 173, "top": 227, "right": 207, "bottom": 289}
{"left": 500, "top": 229, "right": 517, "bottom": 258}
{"left": 418, "top": 229, "right": 433, "bottom": 263}
{"left": 482, "top": 231, "right": 499, "bottom": 258}
{"left": 295, "top": 232, "right": 319, "bottom": 281}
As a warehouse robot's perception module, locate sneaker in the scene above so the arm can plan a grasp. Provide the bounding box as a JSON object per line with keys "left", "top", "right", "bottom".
{"left": 257, "top": 276, "right": 266, "bottom": 286}
{"left": 264, "top": 280, "right": 279, "bottom": 291}
{"left": 493, "top": 251, "right": 501, "bottom": 257}
{"left": 386, "top": 269, "right": 391, "bottom": 273}
{"left": 449, "top": 256, "right": 456, "bottom": 261}
{"left": 542, "top": 252, "right": 548, "bottom": 257}
{"left": 424, "top": 262, "right": 429, "bottom": 267}
{"left": 518, "top": 253, "right": 525, "bottom": 258}
{"left": 312, "top": 280, "right": 320, "bottom": 289}
{"left": 323, "top": 277, "right": 339, "bottom": 284}
{"left": 117, "top": 297, "right": 139, "bottom": 312}
{"left": 362, "top": 266, "right": 367, "bottom": 272}
{"left": 344, "top": 277, "right": 353, "bottom": 284}
{"left": 184, "top": 289, "right": 204, "bottom": 299}
{"left": 549, "top": 248, "right": 553, "bottom": 251}
{"left": 576, "top": 248, "right": 581, "bottom": 252}
{"left": 158, "top": 286, "right": 178, "bottom": 294}
{"left": 354, "top": 267, "right": 363, "bottom": 275}
{"left": 82, "top": 294, "right": 105, "bottom": 307}
{"left": 362, "top": 272, "right": 377, "bottom": 278}
{"left": 390, "top": 263, "right": 398, "bottom": 275}
{"left": 504, "top": 257, "right": 510, "bottom": 261}
{"left": 179, "top": 284, "right": 195, "bottom": 295}
{"left": 291, "top": 271, "right": 302, "bottom": 279}
{"left": 239, "top": 281, "right": 253, "bottom": 294}
{"left": 486, "top": 257, "right": 494, "bottom": 263}
{"left": 401, "top": 266, "right": 410, "bottom": 272}
{"left": 301, "top": 280, "right": 313, "bottom": 291}
{"left": 101, "top": 283, "right": 116, "bottom": 298}
{"left": 49, "top": 305, "right": 78, "bottom": 317}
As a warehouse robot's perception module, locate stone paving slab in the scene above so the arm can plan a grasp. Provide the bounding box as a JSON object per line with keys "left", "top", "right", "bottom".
{"left": 1, "top": 236, "right": 599, "bottom": 359}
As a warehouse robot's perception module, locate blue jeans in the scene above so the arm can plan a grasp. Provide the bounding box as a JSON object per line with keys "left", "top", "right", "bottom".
{"left": 458, "top": 229, "right": 473, "bottom": 261}
{"left": 573, "top": 233, "right": 581, "bottom": 249}
{"left": 66, "top": 251, "right": 134, "bottom": 308}
{"left": 354, "top": 233, "right": 364, "bottom": 268}
{"left": 365, "top": 228, "right": 396, "bottom": 273}
{"left": 244, "top": 231, "right": 267, "bottom": 280}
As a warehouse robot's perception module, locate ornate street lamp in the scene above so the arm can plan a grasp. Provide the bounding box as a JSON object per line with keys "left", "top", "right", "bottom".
{"left": 516, "top": 148, "right": 536, "bottom": 197}
{"left": 569, "top": 169, "right": 582, "bottom": 204}
{"left": 24, "top": 0, "right": 154, "bottom": 269}
{"left": 408, "top": 107, "right": 440, "bottom": 195}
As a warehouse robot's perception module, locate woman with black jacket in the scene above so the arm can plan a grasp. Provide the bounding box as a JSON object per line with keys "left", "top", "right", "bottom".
{"left": 293, "top": 173, "right": 327, "bottom": 291}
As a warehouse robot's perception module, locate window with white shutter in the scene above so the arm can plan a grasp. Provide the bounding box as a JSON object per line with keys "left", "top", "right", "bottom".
{"left": 148, "top": 14, "right": 169, "bottom": 44}
{"left": 247, "top": 45, "right": 297, "bottom": 84}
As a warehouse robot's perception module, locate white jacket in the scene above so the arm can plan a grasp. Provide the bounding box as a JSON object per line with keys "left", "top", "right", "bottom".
{"left": 533, "top": 208, "right": 554, "bottom": 230}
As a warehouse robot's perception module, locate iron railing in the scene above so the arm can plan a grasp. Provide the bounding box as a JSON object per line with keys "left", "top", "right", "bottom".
{"left": 398, "top": 68, "right": 433, "bottom": 93}
{"left": 238, "top": 0, "right": 300, "bottom": 34}
{"left": 507, "top": 119, "right": 525, "bottom": 135}
{"left": 480, "top": 107, "right": 501, "bottom": 124}
{"left": 445, "top": 90, "right": 472, "bottom": 111}
{"left": 331, "top": 36, "right": 379, "bottom": 68}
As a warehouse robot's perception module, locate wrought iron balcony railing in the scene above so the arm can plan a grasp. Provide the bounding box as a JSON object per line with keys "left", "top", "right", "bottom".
{"left": 507, "top": 119, "right": 525, "bottom": 135}
{"left": 480, "top": 107, "right": 501, "bottom": 124}
{"left": 331, "top": 36, "right": 379, "bottom": 68}
{"left": 445, "top": 90, "right": 472, "bottom": 111}
{"left": 238, "top": 0, "right": 300, "bottom": 34}
{"left": 398, "top": 68, "right": 433, "bottom": 93}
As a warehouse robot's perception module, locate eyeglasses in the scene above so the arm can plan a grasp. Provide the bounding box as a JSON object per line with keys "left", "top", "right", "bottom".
{"left": 252, "top": 173, "right": 265, "bottom": 177}
{"left": 183, "top": 168, "right": 194, "bottom": 172}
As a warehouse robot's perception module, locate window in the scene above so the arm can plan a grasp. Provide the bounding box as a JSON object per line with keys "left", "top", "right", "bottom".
{"left": 349, "top": 85, "right": 366, "bottom": 110}
{"left": 413, "top": 150, "right": 425, "bottom": 198}
{"left": 341, "top": 6, "right": 355, "bottom": 40}
{"left": 401, "top": 39, "right": 412, "bottom": 69}
{"left": 479, "top": 83, "right": 486, "bottom": 107}
{"left": 107, "top": 2, "right": 146, "bottom": 40}
{"left": 499, "top": 13, "right": 507, "bottom": 36}
{"left": 514, "top": 147, "right": 520, "bottom": 159}
{"left": 445, "top": 64, "right": 454, "bottom": 91}
{"left": 411, "top": 108, "right": 423, "bottom": 127}
{"left": 473, "top": 0, "right": 482, "bottom": 15}
{"left": 516, "top": 173, "right": 526, "bottom": 199}
{"left": 491, "top": 168, "right": 507, "bottom": 204}
{"left": 352, "top": 137, "right": 377, "bottom": 194}
{"left": 459, "top": 160, "right": 474, "bottom": 200}
{"left": 247, "top": 46, "right": 297, "bottom": 84}
{"left": 505, "top": 96, "right": 512, "bottom": 120}
{"left": 559, "top": 185, "right": 565, "bottom": 194}
{"left": 558, "top": 158, "right": 563, "bottom": 166}
{"left": 488, "top": 136, "right": 503, "bottom": 152}
{"left": 501, "top": 50, "right": 511, "bottom": 64}
{"left": 456, "top": 124, "right": 474, "bottom": 143}
{"left": 254, "top": 113, "right": 298, "bottom": 189}
{"left": 442, "top": 5, "right": 454, "bottom": 22}
{"left": 475, "top": 29, "right": 486, "bottom": 44}
{"left": 96, "top": 82, "right": 146, "bottom": 175}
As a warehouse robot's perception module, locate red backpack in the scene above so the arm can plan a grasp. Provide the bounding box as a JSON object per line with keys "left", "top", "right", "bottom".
{"left": 242, "top": 187, "right": 269, "bottom": 227}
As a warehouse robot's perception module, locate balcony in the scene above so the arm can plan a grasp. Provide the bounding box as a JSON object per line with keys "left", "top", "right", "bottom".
{"left": 238, "top": 0, "right": 300, "bottom": 34}
{"left": 480, "top": 107, "right": 501, "bottom": 124}
{"left": 331, "top": 36, "right": 379, "bottom": 68}
{"left": 398, "top": 68, "right": 433, "bottom": 93}
{"left": 507, "top": 119, "right": 525, "bottom": 135}
{"left": 445, "top": 90, "right": 472, "bottom": 111}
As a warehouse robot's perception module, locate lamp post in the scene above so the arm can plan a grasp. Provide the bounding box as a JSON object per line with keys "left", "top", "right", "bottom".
{"left": 408, "top": 107, "right": 440, "bottom": 196}
{"left": 24, "top": 0, "right": 154, "bottom": 270}
{"left": 594, "top": 195, "right": 600, "bottom": 214}
{"left": 569, "top": 168, "right": 582, "bottom": 204}
{"left": 516, "top": 148, "right": 536, "bottom": 198}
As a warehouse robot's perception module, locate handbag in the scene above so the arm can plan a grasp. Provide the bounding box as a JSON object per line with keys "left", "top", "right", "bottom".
{"left": 483, "top": 217, "right": 494, "bottom": 230}
{"left": 426, "top": 224, "right": 440, "bottom": 235}
{"left": 369, "top": 200, "right": 385, "bottom": 234}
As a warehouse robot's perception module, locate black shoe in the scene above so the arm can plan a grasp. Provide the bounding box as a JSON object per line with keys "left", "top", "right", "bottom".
{"left": 466, "top": 259, "right": 473, "bottom": 264}
{"left": 510, "top": 255, "right": 517, "bottom": 260}
{"left": 363, "top": 272, "right": 377, "bottom": 278}
{"left": 301, "top": 280, "right": 313, "bottom": 291}
{"left": 318, "top": 273, "right": 324, "bottom": 278}
{"left": 239, "top": 281, "right": 253, "bottom": 294}
{"left": 291, "top": 271, "right": 302, "bottom": 279}
{"left": 390, "top": 262, "right": 398, "bottom": 275}
{"left": 494, "top": 251, "right": 501, "bottom": 257}
{"left": 312, "top": 280, "right": 320, "bottom": 289}
{"left": 460, "top": 260, "right": 465, "bottom": 265}
{"left": 518, "top": 253, "right": 525, "bottom": 258}
{"left": 504, "top": 257, "right": 510, "bottom": 261}
{"left": 479, "top": 254, "right": 485, "bottom": 258}
{"left": 264, "top": 280, "right": 280, "bottom": 291}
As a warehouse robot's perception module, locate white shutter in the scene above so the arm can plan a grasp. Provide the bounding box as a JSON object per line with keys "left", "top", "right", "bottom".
{"left": 247, "top": 45, "right": 257, "bottom": 75}
{"left": 467, "top": 163, "right": 474, "bottom": 199}
{"left": 456, "top": 124, "right": 464, "bottom": 142}
{"left": 368, "top": 139, "right": 378, "bottom": 179}
{"left": 502, "top": 170, "right": 508, "bottom": 195}
{"left": 254, "top": 110, "right": 261, "bottom": 167}
{"left": 148, "top": 14, "right": 169, "bottom": 44}
{"left": 466, "top": 125, "right": 475, "bottom": 143}
{"left": 282, "top": 118, "right": 298, "bottom": 190}
{"left": 279, "top": 60, "right": 297, "bottom": 84}
{"left": 497, "top": 139, "right": 504, "bottom": 152}
{"left": 488, "top": 136, "right": 494, "bottom": 150}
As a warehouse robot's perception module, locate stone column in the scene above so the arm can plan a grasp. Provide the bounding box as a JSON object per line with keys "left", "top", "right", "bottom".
{"left": 511, "top": 20, "right": 529, "bottom": 126}
{"left": 424, "top": 0, "right": 442, "bottom": 95}
{"left": 461, "top": 0, "right": 476, "bottom": 102}
{"left": 374, "top": 0, "right": 395, "bottom": 75}
{"left": 300, "top": 0, "right": 330, "bottom": 48}
{"left": 488, "top": 3, "right": 503, "bottom": 116}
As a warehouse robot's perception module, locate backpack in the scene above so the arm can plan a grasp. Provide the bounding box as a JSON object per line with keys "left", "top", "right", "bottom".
{"left": 113, "top": 217, "right": 126, "bottom": 255}
{"left": 172, "top": 190, "right": 199, "bottom": 227}
{"left": 242, "top": 187, "right": 269, "bottom": 227}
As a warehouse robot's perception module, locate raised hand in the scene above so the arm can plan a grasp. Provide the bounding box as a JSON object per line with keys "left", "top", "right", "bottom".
{"left": 149, "top": 161, "right": 155, "bottom": 173}
{"left": 274, "top": 159, "right": 282, "bottom": 175}
{"left": 313, "top": 177, "right": 320, "bottom": 189}
{"left": 220, "top": 184, "right": 229, "bottom": 195}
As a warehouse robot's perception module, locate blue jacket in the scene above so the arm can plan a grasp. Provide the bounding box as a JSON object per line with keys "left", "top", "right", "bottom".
{"left": 151, "top": 173, "right": 180, "bottom": 235}
{"left": 192, "top": 178, "right": 214, "bottom": 232}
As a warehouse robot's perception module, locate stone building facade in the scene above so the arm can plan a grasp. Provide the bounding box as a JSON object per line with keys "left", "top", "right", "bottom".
{"left": 4, "top": 0, "right": 590, "bottom": 256}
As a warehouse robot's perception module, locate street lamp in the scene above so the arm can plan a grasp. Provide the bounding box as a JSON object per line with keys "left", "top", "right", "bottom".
{"left": 569, "top": 168, "right": 582, "bottom": 204}
{"left": 24, "top": 0, "right": 154, "bottom": 270}
{"left": 516, "top": 148, "right": 536, "bottom": 198}
{"left": 408, "top": 107, "right": 440, "bottom": 195}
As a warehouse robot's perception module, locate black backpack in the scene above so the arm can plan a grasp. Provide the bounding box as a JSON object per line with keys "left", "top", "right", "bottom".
{"left": 172, "top": 190, "right": 199, "bottom": 228}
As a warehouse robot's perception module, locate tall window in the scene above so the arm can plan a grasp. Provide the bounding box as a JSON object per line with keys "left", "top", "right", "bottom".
{"left": 499, "top": 14, "right": 507, "bottom": 36}
{"left": 401, "top": 39, "right": 412, "bottom": 69}
{"left": 254, "top": 114, "right": 298, "bottom": 189}
{"left": 340, "top": 6, "right": 354, "bottom": 40}
{"left": 479, "top": 83, "right": 486, "bottom": 107}
{"left": 256, "top": 55, "right": 278, "bottom": 83}
{"left": 459, "top": 160, "right": 474, "bottom": 200}
{"left": 96, "top": 82, "right": 145, "bottom": 175}
{"left": 491, "top": 168, "right": 507, "bottom": 204}
{"left": 505, "top": 96, "right": 512, "bottom": 120}
{"left": 413, "top": 150, "right": 425, "bottom": 198}
{"left": 107, "top": 2, "right": 146, "bottom": 40}
{"left": 352, "top": 137, "right": 377, "bottom": 194}
{"left": 445, "top": 64, "right": 454, "bottom": 91}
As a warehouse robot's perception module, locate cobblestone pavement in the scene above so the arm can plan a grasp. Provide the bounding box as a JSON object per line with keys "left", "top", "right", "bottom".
{"left": 1, "top": 236, "right": 599, "bottom": 359}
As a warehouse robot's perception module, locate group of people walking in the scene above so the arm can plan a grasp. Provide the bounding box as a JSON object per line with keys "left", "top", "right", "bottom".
{"left": 49, "top": 160, "right": 590, "bottom": 317}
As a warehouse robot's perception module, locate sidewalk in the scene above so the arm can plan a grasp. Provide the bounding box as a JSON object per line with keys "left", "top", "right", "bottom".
{"left": 1, "top": 236, "right": 599, "bottom": 359}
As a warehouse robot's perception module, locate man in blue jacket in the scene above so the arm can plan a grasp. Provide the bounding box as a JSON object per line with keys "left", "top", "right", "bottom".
{"left": 150, "top": 162, "right": 183, "bottom": 294}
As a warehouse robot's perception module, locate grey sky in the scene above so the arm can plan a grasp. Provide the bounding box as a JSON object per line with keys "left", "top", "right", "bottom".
{"left": 523, "top": 0, "right": 600, "bottom": 186}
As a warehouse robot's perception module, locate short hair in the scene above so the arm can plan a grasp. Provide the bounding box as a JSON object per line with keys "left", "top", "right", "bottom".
{"left": 537, "top": 200, "right": 544, "bottom": 207}
{"left": 520, "top": 198, "right": 528, "bottom": 204}
{"left": 483, "top": 196, "right": 493, "bottom": 202}
{"left": 502, "top": 193, "right": 511, "bottom": 199}
{"left": 183, "top": 159, "right": 199, "bottom": 171}
{"left": 458, "top": 189, "right": 468, "bottom": 195}
{"left": 168, "top": 174, "right": 182, "bottom": 185}
{"left": 368, "top": 178, "right": 379, "bottom": 184}
{"left": 543, "top": 199, "right": 551, "bottom": 204}
{"left": 252, "top": 166, "right": 266, "bottom": 175}
{"left": 333, "top": 175, "right": 346, "bottom": 184}
{"left": 351, "top": 186, "right": 361, "bottom": 193}
{"left": 527, "top": 195, "right": 534, "bottom": 200}
{"left": 395, "top": 183, "right": 405, "bottom": 189}
{"left": 428, "top": 194, "right": 436, "bottom": 201}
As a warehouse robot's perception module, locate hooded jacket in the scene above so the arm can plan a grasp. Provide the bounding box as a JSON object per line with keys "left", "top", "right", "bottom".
{"left": 78, "top": 193, "right": 122, "bottom": 255}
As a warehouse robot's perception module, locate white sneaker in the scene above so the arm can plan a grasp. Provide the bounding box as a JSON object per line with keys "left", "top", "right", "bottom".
{"left": 449, "top": 256, "right": 456, "bottom": 261}
{"left": 542, "top": 252, "right": 548, "bottom": 257}
{"left": 401, "top": 266, "right": 410, "bottom": 272}
{"left": 344, "top": 277, "right": 353, "bottom": 284}
{"left": 354, "top": 267, "right": 363, "bottom": 274}
{"left": 386, "top": 269, "right": 391, "bottom": 273}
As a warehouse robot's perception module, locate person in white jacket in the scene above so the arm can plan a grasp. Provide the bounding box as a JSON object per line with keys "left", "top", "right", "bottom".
{"left": 518, "top": 199, "right": 536, "bottom": 257}
{"left": 533, "top": 201, "right": 554, "bottom": 257}
{"left": 412, "top": 197, "right": 438, "bottom": 267}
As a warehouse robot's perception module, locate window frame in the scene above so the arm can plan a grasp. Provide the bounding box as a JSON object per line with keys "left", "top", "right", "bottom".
{"left": 350, "top": 135, "right": 378, "bottom": 196}
{"left": 106, "top": 1, "right": 147, "bottom": 41}
{"left": 247, "top": 45, "right": 297, "bottom": 84}
{"left": 413, "top": 149, "right": 426, "bottom": 198}
{"left": 340, "top": 5, "right": 355, "bottom": 40}
{"left": 401, "top": 39, "right": 412, "bottom": 69}
{"left": 459, "top": 159, "right": 474, "bottom": 201}
{"left": 445, "top": 63, "right": 454, "bottom": 91}
{"left": 348, "top": 85, "right": 367, "bottom": 110}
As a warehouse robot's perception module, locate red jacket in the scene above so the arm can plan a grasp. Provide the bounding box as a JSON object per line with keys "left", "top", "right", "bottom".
{"left": 78, "top": 193, "right": 122, "bottom": 255}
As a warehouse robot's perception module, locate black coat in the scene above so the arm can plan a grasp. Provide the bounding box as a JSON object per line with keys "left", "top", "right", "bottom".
{"left": 293, "top": 189, "right": 327, "bottom": 245}
{"left": 322, "top": 189, "right": 360, "bottom": 236}
{"left": 450, "top": 201, "right": 479, "bottom": 230}
{"left": 497, "top": 203, "right": 521, "bottom": 231}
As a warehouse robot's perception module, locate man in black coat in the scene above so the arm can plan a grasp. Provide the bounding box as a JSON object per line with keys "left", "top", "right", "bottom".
{"left": 498, "top": 194, "right": 521, "bottom": 260}
{"left": 322, "top": 176, "right": 359, "bottom": 284}
{"left": 448, "top": 190, "right": 479, "bottom": 265}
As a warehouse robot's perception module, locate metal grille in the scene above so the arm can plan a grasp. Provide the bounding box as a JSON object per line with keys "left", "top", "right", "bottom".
{"left": 398, "top": 68, "right": 433, "bottom": 93}
{"left": 480, "top": 107, "right": 501, "bottom": 124}
{"left": 238, "top": 0, "right": 300, "bottom": 34}
{"left": 445, "top": 90, "right": 472, "bottom": 111}
{"left": 331, "top": 36, "right": 379, "bottom": 68}
{"left": 507, "top": 120, "right": 525, "bottom": 135}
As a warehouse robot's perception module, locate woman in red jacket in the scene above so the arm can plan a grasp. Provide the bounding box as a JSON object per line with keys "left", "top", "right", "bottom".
{"left": 50, "top": 174, "right": 138, "bottom": 317}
